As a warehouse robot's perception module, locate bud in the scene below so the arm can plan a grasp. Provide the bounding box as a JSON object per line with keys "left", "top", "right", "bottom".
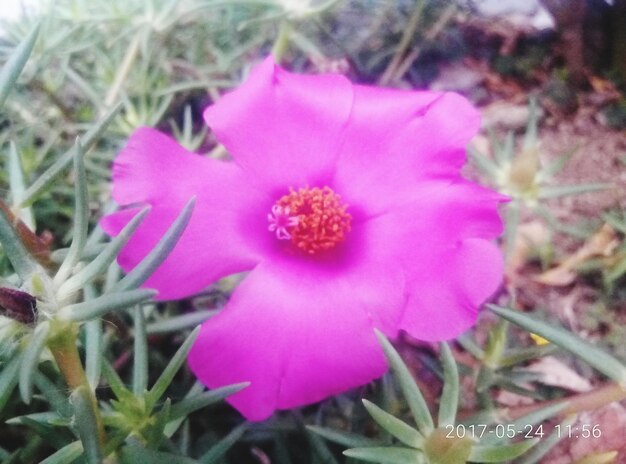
{"left": 0, "top": 287, "right": 37, "bottom": 324}
{"left": 508, "top": 146, "right": 540, "bottom": 195}
{"left": 424, "top": 428, "right": 473, "bottom": 464}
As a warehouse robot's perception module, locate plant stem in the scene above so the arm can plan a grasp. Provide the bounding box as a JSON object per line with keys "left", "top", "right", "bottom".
{"left": 103, "top": 29, "right": 143, "bottom": 111}
{"left": 503, "top": 382, "right": 626, "bottom": 420}
{"left": 271, "top": 20, "right": 292, "bottom": 64}
{"left": 48, "top": 323, "right": 106, "bottom": 446}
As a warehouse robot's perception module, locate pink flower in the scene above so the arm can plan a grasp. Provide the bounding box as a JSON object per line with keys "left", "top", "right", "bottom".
{"left": 101, "top": 57, "right": 505, "bottom": 421}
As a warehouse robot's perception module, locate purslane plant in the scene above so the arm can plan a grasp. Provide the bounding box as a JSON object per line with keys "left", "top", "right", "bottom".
{"left": 0, "top": 26, "right": 245, "bottom": 463}
{"left": 469, "top": 99, "right": 613, "bottom": 257}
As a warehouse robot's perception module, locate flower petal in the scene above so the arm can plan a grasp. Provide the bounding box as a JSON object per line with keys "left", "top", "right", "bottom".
{"left": 187, "top": 250, "right": 405, "bottom": 421}
{"left": 204, "top": 57, "right": 354, "bottom": 194}
{"left": 100, "top": 127, "right": 271, "bottom": 300}
{"left": 361, "top": 179, "right": 505, "bottom": 340}
{"left": 333, "top": 87, "right": 481, "bottom": 216}
{"left": 400, "top": 238, "right": 503, "bottom": 340}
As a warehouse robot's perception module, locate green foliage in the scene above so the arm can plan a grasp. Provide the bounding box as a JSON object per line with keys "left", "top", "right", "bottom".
{"left": 0, "top": 16, "right": 247, "bottom": 457}
{"left": 313, "top": 334, "right": 543, "bottom": 464}
{"left": 489, "top": 305, "right": 626, "bottom": 384}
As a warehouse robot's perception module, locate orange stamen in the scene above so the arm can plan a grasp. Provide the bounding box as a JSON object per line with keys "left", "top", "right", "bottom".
{"left": 272, "top": 186, "right": 351, "bottom": 254}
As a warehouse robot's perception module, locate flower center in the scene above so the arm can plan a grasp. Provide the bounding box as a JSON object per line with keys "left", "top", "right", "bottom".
{"left": 267, "top": 186, "right": 352, "bottom": 254}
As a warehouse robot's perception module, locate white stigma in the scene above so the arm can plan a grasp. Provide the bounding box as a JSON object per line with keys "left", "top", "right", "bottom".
{"left": 268, "top": 205, "right": 299, "bottom": 240}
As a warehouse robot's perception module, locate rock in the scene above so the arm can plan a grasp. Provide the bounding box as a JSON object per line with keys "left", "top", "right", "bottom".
{"left": 430, "top": 62, "right": 485, "bottom": 92}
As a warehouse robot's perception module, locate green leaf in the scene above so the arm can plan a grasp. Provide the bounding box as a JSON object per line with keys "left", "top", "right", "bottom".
{"left": 362, "top": 399, "right": 423, "bottom": 448}
{"left": 306, "top": 425, "right": 380, "bottom": 448}
{"left": 488, "top": 305, "right": 626, "bottom": 383}
{"left": 17, "top": 416, "right": 68, "bottom": 449}
{"left": 307, "top": 425, "right": 339, "bottom": 464}
{"left": 146, "top": 326, "right": 200, "bottom": 410}
{"left": 375, "top": 330, "right": 434, "bottom": 435}
{"left": 8, "top": 142, "right": 34, "bottom": 228}
{"left": 468, "top": 439, "right": 538, "bottom": 462}
{"left": 438, "top": 342, "right": 459, "bottom": 428}
{"left": 6, "top": 411, "right": 67, "bottom": 426}
{"left": 132, "top": 305, "right": 148, "bottom": 395}
{"left": 146, "top": 309, "right": 218, "bottom": 334}
{"left": 165, "top": 379, "right": 218, "bottom": 435}
{"left": 606, "top": 254, "right": 626, "bottom": 284}
{"left": 522, "top": 98, "right": 539, "bottom": 152}
{"left": 168, "top": 382, "right": 249, "bottom": 421}
{"left": 469, "top": 147, "right": 499, "bottom": 178}
{"left": 51, "top": 243, "right": 106, "bottom": 265}
{"left": 0, "top": 355, "right": 21, "bottom": 411}
{"left": 19, "top": 321, "right": 50, "bottom": 403}
{"left": 603, "top": 210, "right": 626, "bottom": 235}
{"left": 53, "top": 138, "right": 88, "bottom": 286}
{"left": 198, "top": 423, "right": 247, "bottom": 464}
{"left": 120, "top": 438, "right": 198, "bottom": 464}
{"left": 101, "top": 359, "right": 133, "bottom": 403}
{"left": 344, "top": 447, "right": 424, "bottom": 464}
{"left": 103, "top": 429, "right": 131, "bottom": 457}
{"left": 70, "top": 385, "right": 103, "bottom": 464}
{"left": 39, "top": 441, "right": 83, "bottom": 464}
{"left": 58, "top": 288, "right": 157, "bottom": 322}
{"left": 540, "top": 147, "right": 577, "bottom": 179}
{"left": 20, "top": 103, "right": 122, "bottom": 207}
{"left": 84, "top": 318, "right": 103, "bottom": 390}
{"left": 499, "top": 344, "right": 557, "bottom": 368}
{"left": 112, "top": 197, "right": 196, "bottom": 293}
{"left": 0, "top": 203, "right": 39, "bottom": 280}
{"left": 145, "top": 398, "right": 171, "bottom": 448}
{"left": 500, "top": 131, "right": 515, "bottom": 163}
{"left": 456, "top": 333, "right": 484, "bottom": 360}
{"left": 503, "top": 200, "right": 521, "bottom": 263}
{"left": 0, "top": 23, "right": 40, "bottom": 108}
{"left": 57, "top": 207, "right": 150, "bottom": 300}
{"left": 483, "top": 316, "right": 509, "bottom": 368}
{"left": 34, "top": 372, "right": 71, "bottom": 417}
{"left": 508, "top": 401, "right": 568, "bottom": 433}
{"left": 516, "top": 416, "right": 576, "bottom": 464}
{"left": 539, "top": 183, "right": 612, "bottom": 199}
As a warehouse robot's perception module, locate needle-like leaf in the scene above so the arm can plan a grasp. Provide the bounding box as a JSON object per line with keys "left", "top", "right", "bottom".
{"left": 146, "top": 326, "right": 200, "bottom": 410}
{"left": 489, "top": 305, "right": 626, "bottom": 384}
{"left": 20, "top": 103, "right": 122, "bottom": 207}
{"left": 19, "top": 321, "right": 50, "bottom": 404}
{"left": 111, "top": 197, "right": 195, "bottom": 293}
{"left": 0, "top": 23, "right": 40, "bottom": 108}
{"left": 58, "top": 289, "right": 157, "bottom": 322}
{"left": 438, "top": 342, "right": 459, "bottom": 428}
{"left": 375, "top": 330, "right": 434, "bottom": 435}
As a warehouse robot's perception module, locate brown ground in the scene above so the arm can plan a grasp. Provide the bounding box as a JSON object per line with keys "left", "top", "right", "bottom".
{"left": 498, "top": 103, "right": 626, "bottom": 462}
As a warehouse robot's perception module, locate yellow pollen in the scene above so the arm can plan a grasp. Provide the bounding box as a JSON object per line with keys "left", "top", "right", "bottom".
{"left": 275, "top": 186, "right": 351, "bottom": 254}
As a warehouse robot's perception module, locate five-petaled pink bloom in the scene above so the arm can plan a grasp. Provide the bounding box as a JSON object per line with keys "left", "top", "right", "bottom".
{"left": 101, "top": 56, "right": 505, "bottom": 421}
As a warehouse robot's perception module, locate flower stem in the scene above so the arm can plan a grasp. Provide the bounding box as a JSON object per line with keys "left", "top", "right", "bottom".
{"left": 271, "top": 21, "right": 292, "bottom": 64}
{"left": 48, "top": 323, "right": 106, "bottom": 446}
